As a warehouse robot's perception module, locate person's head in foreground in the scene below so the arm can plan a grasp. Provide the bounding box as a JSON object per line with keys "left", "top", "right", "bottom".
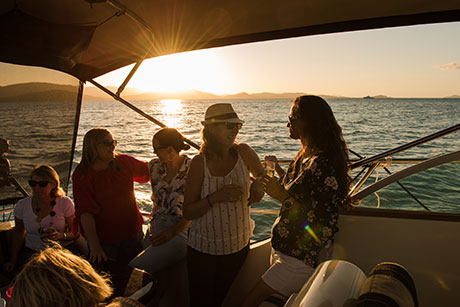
{"left": 9, "top": 246, "right": 112, "bottom": 307}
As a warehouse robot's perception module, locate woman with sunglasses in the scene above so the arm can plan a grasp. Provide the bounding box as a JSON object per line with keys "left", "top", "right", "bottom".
{"left": 72, "top": 127, "right": 149, "bottom": 265}
{"left": 242, "top": 96, "right": 353, "bottom": 306}
{"left": 3, "top": 165, "right": 78, "bottom": 273}
{"left": 183, "top": 103, "right": 264, "bottom": 307}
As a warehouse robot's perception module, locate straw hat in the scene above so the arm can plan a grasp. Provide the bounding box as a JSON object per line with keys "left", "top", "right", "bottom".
{"left": 201, "top": 103, "right": 244, "bottom": 125}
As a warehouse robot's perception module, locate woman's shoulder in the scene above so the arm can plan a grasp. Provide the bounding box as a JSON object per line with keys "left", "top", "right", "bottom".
{"left": 56, "top": 196, "right": 74, "bottom": 205}
{"left": 189, "top": 154, "right": 205, "bottom": 172}
{"left": 116, "top": 154, "right": 148, "bottom": 169}
{"left": 148, "top": 157, "right": 161, "bottom": 169}
{"left": 72, "top": 164, "right": 86, "bottom": 178}
{"left": 115, "top": 153, "right": 135, "bottom": 163}
{"left": 13, "top": 196, "right": 32, "bottom": 216}
{"left": 235, "top": 142, "right": 251, "bottom": 152}
{"left": 191, "top": 153, "right": 204, "bottom": 163}
{"left": 15, "top": 196, "right": 31, "bottom": 207}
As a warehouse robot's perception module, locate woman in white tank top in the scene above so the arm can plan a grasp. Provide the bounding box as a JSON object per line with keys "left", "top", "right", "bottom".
{"left": 184, "top": 103, "right": 264, "bottom": 307}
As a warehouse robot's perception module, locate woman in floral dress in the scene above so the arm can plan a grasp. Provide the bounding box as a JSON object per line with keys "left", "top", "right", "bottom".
{"left": 242, "top": 95, "right": 352, "bottom": 306}
{"left": 130, "top": 127, "right": 191, "bottom": 273}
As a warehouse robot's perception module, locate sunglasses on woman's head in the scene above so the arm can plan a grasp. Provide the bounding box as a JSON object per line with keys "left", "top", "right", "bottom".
{"left": 29, "top": 180, "right": 50, "bottom": 188}
{"left": 100, "top": 139, "right": 117, "bottom": 147}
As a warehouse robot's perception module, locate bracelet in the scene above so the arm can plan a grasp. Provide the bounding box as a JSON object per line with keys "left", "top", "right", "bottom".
{"left": 206, "top": 195, "right": 212, "bottom": 208}
{"left": 63, "top": 232, "right": 67, "bottom": 240}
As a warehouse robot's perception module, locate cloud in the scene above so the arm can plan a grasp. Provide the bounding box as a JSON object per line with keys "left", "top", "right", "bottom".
{"left": 434, "top": 62, "right": 460, "bottom": 70}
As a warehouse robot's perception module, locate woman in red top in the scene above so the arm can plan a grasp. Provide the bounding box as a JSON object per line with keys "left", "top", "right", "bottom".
{"left": 72, "top": 128, "right": 149, "bottom": 264}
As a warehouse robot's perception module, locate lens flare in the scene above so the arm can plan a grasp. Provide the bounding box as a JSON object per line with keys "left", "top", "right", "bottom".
{"left": 302, "top": 222, "right": 322, "bottom": 244}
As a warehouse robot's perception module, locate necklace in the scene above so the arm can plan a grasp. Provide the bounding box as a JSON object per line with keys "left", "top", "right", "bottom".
{"left": 34, "top": 198, "right": 56, "bottom": 223}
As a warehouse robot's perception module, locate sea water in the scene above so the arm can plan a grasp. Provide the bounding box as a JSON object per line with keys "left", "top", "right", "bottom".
{"left": 72, "top": 98, "right": 459, "bottom": 240}
{"left": 2, "top": 98, "right": 459, "bottom": 240}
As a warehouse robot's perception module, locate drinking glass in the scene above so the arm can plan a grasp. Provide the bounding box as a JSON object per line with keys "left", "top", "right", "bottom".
{"left": 264, "top": 159, "right": 275, "bottom": 177}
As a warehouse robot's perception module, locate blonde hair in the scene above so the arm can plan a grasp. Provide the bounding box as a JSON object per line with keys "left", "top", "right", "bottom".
{"left": 9, "top": 246, "right": 112, "bottom": 307}
{"left": 31, "top": 165, "right": 65, "bottom": 197}
{"left": 79, "top": 127, "right": 117, "bottom": 171}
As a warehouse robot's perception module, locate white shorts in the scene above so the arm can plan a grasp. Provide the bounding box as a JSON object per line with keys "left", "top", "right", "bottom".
{"left": 261, "top": 249, "right": 315, "bottom": 297}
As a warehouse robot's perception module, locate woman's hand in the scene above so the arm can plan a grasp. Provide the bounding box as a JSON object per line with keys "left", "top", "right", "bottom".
{"left": 265, "top": 155, "right": 286, "bottom": 178}
{"left": 150, "top": 228, "right": 175, "bottom": 246}
{"left": 88, "top": 245, "right": 108, "bottom": 263}
{"left": 211, "top": 184, "right": 243, "bottom": 203}
{"left": 40, "top": 227, "right": 62, "bottom": 241}
{"left": 264, "top": 155, "right": 278, "bottom": 164}
{"left": 261, "top": 175, "right": 289, "bottom": 202}
{"left": 248, "top": 178, "right": 264, "bottom": 205}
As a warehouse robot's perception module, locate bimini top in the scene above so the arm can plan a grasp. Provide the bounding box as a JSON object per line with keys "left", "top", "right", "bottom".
{"left": 1, "top": 0, "right": 460, "bottom": 81}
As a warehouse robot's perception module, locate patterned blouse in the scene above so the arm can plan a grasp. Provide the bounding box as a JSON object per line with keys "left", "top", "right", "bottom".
{"left": 271, "top": 151, "right": 341, "bottom": 268}
{"left": 149, "top": 155, "right": 191, "bottom": 217}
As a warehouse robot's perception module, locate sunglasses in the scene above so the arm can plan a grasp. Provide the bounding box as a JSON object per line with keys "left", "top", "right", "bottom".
{"left": 100, "top": 139, "right": 117, "bottom": 147}
{"left": 29, "top": 180, "right": 50, "bottom": 188}
{"left": 288, "top": 115, "right": 299, "bottom": 123}
{"left": 222, "top": 122, "right": 243, "bottom": 130}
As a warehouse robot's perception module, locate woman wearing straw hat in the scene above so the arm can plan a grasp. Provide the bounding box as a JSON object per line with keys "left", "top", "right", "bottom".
{"left": 183, "top": 103, "right": 264, "bottom": 307}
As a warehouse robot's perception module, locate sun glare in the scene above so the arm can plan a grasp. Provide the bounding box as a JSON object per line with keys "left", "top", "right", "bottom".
{"left": 130, "top": 49, "right": 228, "bottom": 94}
{"left": 152, "top": 99, "right": 184, "bottom": 128}
{"left": 160, "top": 99, "right": 182, "bottom": 114}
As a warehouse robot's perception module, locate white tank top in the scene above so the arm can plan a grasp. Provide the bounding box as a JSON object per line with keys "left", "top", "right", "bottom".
{"left": 188, "top": 152, "right": 252, "bottom": 255}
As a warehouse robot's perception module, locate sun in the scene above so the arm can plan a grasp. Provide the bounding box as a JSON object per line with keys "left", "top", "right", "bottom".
{"left": 121, "top": 49, "right": 229, "bottom": 94}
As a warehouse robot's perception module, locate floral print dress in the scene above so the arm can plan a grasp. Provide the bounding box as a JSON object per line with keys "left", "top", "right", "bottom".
{"left": 271, "top": 151, "right": 341, "bottom": 268}
{"left": 149, "top": 155, "right": 191, "bottom": 218}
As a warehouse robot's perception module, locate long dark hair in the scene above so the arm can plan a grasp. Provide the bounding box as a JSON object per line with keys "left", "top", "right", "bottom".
{"left": 293, "top": 95, "right": 352, "bottom": 208}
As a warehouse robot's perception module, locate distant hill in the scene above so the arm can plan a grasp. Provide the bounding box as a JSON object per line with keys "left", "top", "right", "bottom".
{"left": 0, "top": 82, "right": 349, "bottom": 101}
{"left": 5, "top": 82, "right": 454, "bottom": 101}
{"left": 0, "top": 82, "right": 101, "bottom": 102}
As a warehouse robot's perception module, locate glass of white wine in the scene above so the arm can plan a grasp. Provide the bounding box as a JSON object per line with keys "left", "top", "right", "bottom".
{"left": 264, "top": 159, "right": 275, "bottom": 177}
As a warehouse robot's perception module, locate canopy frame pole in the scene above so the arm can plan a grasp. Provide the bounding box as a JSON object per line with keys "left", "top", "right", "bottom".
{"left": 106, "top": 0, "right": 154, "bottom": 34}
{"left": 88, "top": 79, "right": 201, "bottom": 150}
{"left": 116, "top": 60, "right": 144, "bottom": 97}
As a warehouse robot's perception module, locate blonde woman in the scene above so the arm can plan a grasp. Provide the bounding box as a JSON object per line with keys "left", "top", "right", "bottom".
{"left": 72, "top": 128, "right": 149, "bottom": 265}
{"left": 3, "top": 165, "right": 78, "bottom": 273}
{"left": 183, "top": 103, "right": 264, "bottom": 306}
{"left": 9, "top": 246, "right": 113, "bottom": 307}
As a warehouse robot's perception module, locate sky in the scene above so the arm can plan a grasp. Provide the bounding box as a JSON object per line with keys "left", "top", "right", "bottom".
{"left": 1, "top": 21, "right": 460, "bottom": 98}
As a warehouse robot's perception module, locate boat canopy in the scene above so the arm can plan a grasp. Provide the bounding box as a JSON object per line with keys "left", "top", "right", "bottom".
{"left": 1, "top": 0, "right": 460, "bottom": 81}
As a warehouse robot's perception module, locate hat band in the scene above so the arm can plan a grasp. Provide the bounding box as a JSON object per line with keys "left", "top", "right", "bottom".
{"left": 205, "top": 112, "right": 239, "bottom": 121}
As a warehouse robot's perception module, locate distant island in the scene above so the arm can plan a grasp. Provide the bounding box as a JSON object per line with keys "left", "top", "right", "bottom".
{"left": 0, "top": 82, "right": 349, "bottom": 101}
{"left": 0, "top": 82, "right": 458, "bottom": 102}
